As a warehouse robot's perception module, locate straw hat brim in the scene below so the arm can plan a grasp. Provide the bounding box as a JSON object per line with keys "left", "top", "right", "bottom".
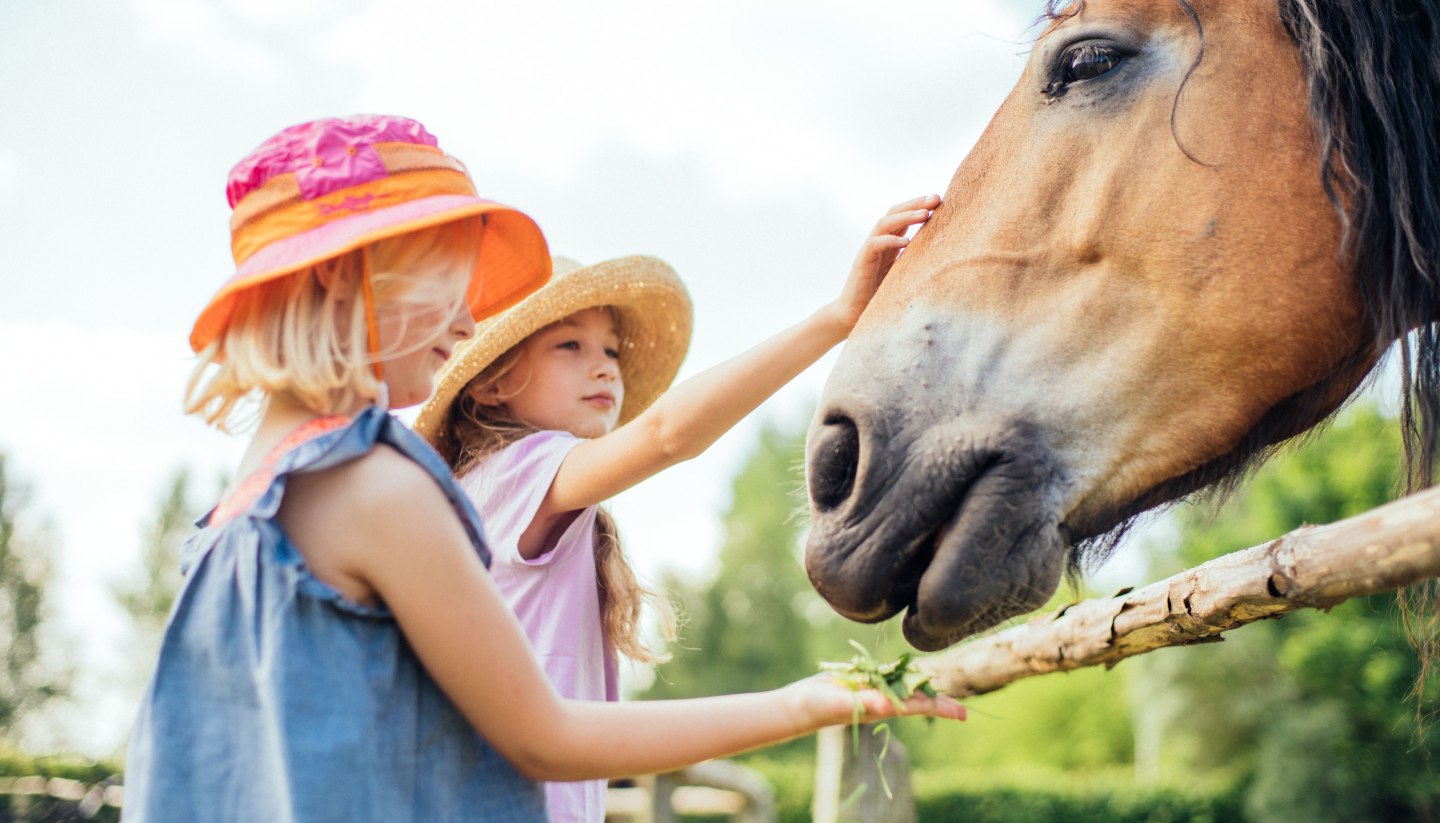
{"left": 413, "top": 255, "right": 692, "bottom": 451}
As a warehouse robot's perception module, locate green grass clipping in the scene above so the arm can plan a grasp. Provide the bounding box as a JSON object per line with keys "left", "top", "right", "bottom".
{"left": 818, "top": 639, "right": 939, "bottom": 800}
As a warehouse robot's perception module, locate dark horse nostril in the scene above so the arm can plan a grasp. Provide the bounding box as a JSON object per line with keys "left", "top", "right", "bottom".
{"left": 809, "top": 414, "right": 860, "bottom": 511}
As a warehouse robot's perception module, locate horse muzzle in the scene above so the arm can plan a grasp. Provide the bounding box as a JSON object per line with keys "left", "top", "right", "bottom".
{"left": 804, "top": 404, "right": 1071, "bottom": 651}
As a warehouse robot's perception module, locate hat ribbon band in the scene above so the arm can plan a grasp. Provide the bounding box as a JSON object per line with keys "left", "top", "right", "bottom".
{"left": 230, "top": 167, "right": 476, "bottom": 266}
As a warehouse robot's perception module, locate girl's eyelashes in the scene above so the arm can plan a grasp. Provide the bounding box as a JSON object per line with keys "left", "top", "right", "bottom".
{"left": 552, "top": 339, "right": 620, "bottom": 357}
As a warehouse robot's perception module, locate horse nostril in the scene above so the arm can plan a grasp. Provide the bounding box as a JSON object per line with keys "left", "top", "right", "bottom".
{"left": 809, "top": 414, "right": 860, "bottom": 511}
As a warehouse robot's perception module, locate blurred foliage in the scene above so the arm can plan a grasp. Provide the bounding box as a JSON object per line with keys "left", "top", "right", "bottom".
{"left": 0, "top": 752, "right": 120, "bottom": 784}
{"left": 0, "top": 454, "right": 65, "bottom": 748}
{"left": 644, "top": 418, "right": 819, "bottom": 699}
{"left": 1130, "top": 403, "right": 1439, "bottom": 822}
{"left": 697, "top": 756, "right": 1241, "bottom": 823}
{"left": 113, "top": 467, "right": 193, "bottom": 630}
{"left": 0, "top": 751, "right": 122, "bottom": 823}
{"left": 0, "top": 795, "right": 120, "bottom": 823}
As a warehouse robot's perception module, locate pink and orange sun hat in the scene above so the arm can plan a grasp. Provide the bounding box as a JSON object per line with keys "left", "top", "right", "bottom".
{"left": 190, "top": 114, "right": 551, "bottom": 353}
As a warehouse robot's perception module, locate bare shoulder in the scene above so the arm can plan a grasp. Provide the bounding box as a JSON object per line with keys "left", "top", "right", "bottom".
{"left": 279, "top": 444, "right": 469, "bottom": 604}
{"left": 288, "top": 444, "right": 451, "bottom": 521}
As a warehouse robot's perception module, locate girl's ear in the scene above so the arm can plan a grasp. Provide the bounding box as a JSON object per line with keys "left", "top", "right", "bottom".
{"left": 315, "top": 260, "right": 340, "bottom": 290}
{"left": 465, "top": 380, "right": 504, "bottom": 408}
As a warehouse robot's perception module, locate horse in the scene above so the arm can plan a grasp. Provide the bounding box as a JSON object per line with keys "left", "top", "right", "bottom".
{"left": 803, "top": 0, "right": 1440, "bottom": 652}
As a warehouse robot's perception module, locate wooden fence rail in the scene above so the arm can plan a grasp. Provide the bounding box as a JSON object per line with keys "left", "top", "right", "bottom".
{"left": 920, "top": 485, "right": 1440, "bottom": 697}
{"left": 605, "top": 760, "right": 776, "bottom": 823}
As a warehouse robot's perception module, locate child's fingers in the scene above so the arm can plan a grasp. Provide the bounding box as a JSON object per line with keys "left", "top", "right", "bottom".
{"left": 854, "top": 689, "right": 966, "bottom": 721}
{"left": 910, "top": 694, "right": 967, "bottom": 721}
{"left": 863, "top": 234, "right": 910, "bottom": 253}
{"left": 885, "top": 193, "right": 942, "bottom": 215}
{"left": 853, "top": 234, "right": 909, "bottom": 270}
{"left": 873, "top": 206, "right": 936, "bottom": 237}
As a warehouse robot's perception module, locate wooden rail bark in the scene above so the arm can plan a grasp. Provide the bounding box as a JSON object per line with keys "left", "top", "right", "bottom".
{"left": 920, "top": 485, "right": 1440, "bottom": 697}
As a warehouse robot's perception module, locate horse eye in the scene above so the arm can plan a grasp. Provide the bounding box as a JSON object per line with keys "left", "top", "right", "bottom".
{"left": 1045, "top": 43, "right": 1126, "bottom": 97}
{"left": 1064, "top": 44, "right": 1124, "bottom": 83}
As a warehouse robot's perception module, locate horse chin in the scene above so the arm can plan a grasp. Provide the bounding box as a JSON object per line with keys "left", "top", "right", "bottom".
{"left": 899, "top": 507, "right": 1069, "bottom": 651}
{"left": 804, "top": 418, "right": 1071, "bottom": 651}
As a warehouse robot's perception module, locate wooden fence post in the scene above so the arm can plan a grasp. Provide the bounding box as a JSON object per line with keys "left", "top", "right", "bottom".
{"left": 813, "top": 725, "right": 914, "bottom": 823}
{"left": 649, "top": 772, "right": 678, "bottom": 823}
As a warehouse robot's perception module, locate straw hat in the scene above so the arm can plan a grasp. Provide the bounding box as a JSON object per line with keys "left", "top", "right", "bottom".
{"left": 413, "top": 255, "right": 692, "bottom": 450}
{"left": 191, "top": 114, "right": 550, "bottom": 353}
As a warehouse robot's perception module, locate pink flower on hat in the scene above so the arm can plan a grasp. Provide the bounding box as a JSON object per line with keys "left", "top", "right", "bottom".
{"left": 226, "top": 115, "right": 439, "bottom": 206}
{"left": 192, "top": 113, "right": 551, "bottom": 355}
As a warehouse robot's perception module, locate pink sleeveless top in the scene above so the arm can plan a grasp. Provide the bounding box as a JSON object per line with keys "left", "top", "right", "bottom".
{"left": 459, "top": 430, "right": 617, "bottom": 823}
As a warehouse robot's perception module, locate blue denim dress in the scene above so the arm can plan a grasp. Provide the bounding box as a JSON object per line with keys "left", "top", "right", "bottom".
{"left": 124, "top": 407, "right": 546, "bottom": 822}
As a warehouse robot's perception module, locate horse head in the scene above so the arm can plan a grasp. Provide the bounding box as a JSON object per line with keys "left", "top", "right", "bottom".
{"left": 804, "top": 0, "right": 1440, "bottom": 651}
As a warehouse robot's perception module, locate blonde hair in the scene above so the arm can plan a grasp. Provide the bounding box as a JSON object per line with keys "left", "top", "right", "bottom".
{"left": 443, "top": 346, "right": 679, "bottom": 666}
{"left": 186, "top": 218, "right": 483, "bottom": 429}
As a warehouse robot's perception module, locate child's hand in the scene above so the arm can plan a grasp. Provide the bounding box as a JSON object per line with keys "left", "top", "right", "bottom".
{"left": 782, "top": 674, "right": 967, "bottom": 728}
{"left": 827, "top": 194, "right": 941, "bottom": 332}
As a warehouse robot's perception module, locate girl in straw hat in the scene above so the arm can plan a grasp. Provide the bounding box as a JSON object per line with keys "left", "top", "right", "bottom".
{"left": 124, "top": 115, "right": 962, "bottom": 823}
{"left": 414, "top": 196, "right": 942, "bottom": 823}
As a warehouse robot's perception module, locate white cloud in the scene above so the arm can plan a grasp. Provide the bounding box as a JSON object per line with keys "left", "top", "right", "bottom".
{"left": 328, "top": 0, "right": 1032, "bottom": 213}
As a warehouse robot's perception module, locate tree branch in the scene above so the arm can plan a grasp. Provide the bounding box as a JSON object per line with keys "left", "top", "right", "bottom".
{"left": 920, "top": 486, "right": 1440, "bottom": 697}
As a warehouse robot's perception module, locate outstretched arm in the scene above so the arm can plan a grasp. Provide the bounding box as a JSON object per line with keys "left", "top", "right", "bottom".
{"left": 313, "top": 458, "right": 965, "bottom": 781}
{"left": 541, "top": 194, "right": 941, "bottom": 517}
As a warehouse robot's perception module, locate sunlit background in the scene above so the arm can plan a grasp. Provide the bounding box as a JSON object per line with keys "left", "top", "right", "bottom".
{"left": 3, "top": 3, "right": 1434, "bottom": 821}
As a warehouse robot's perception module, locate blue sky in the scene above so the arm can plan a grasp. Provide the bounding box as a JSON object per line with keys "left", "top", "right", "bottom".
{"left": 0, "top": 0, "right": 1041, "bottom": 754}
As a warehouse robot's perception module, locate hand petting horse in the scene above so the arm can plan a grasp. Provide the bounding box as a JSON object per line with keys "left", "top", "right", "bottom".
{"left": 803, "top": 0, "right": 1440, "bottom": 651}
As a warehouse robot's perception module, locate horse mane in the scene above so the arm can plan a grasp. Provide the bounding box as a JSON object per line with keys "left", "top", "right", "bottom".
{"left": 1280, "top": 0, "right": 1440, "bottom": 496}
{"left": 1042, "top": 0, "right": 1440, "bottom": 709}
{"left": 1036, "top": 1, "right": 1440, "bottom": 574}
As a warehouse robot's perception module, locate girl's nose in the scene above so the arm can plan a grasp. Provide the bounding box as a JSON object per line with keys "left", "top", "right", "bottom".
{"left": 450, "top": 302, "right": 475, "bottom": 340}
{"left": 593, "top": 356, "right": 618, "bottom": 381}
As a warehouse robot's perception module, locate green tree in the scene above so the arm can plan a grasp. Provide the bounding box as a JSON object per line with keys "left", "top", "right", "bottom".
{"left": 0, "top": 452, "right": 65, "bottom": 744}
{"left": 645, "top": 418, "right": 819, "bottom": 698}
{"left": 1130, "top": 403, "right": 1439, "bottom": 821}
{"left": 114, "top": 467, "right": 192, "bottom": 629}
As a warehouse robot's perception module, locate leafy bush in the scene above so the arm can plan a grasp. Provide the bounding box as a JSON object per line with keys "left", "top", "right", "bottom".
{"left": 0, "top": 754, "right": 122, "bottom": 823}
{"left": 722, "top": 756, "right": 1241, "bottom": 823}
{"left": 0, "top": 755, "right": 118, "bottom": 786}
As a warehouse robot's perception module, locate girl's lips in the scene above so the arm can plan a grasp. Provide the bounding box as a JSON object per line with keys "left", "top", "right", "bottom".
{"left": 432, "top": 347, "right": 451, "bottom": 362}
{"left": 583, "top": 393, "right": 615, "bottom": 409}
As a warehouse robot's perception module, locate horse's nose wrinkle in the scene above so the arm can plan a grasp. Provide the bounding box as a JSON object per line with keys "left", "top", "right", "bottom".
{"left": 809, "top": 415, "right": 860, "bottom": 512}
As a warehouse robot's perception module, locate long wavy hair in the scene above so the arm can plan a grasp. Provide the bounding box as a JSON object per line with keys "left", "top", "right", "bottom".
{"left": 441, "top": 342, "right": 678, "bottom": 666}
{"left": 186, "top": 218, "right": 482, "bottom": 429}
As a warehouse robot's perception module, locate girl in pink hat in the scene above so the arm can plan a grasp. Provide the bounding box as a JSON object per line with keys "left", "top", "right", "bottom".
{"left": 123, "top": 115, "right": 962, "bottom": 823}
{"left": 414, "top": 195, "right": 942, "bottom": 823}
